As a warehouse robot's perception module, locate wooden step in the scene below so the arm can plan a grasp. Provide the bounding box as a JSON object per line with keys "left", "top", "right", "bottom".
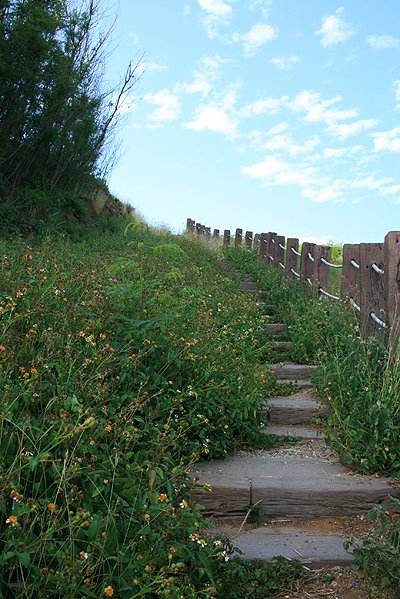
{"left": 190, "top": 454, "right": 400, "bottom": 519}
{"left": 240, "top": 281, "right": 258, "bottom": 291}
{"left": 265, "top": 323, "right": 287, "bottom": 335}
{"left": 270, "top": 340, "right": 292, "bottom": 351}
{"left": 262, "top": 391, "right": 329, "bottom": 425}
{"left": 213, "top": 523, "right": 354, "bottom": 567}
{"left": 272, "top": 363, "right": 317, "bottom": 381}
{"left": 264, "top": 424, "right": 324, "bottom": 439}
{"left": 275, "top": 378, "right": 313, "bottom": 389}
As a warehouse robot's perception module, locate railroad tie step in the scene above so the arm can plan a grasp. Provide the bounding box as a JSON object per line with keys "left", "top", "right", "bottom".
{"left": 212, "top": 522, "right": 353, "bottom": 568}
{"left": 261, "top": 391, "right": 329, "bottom": 425}
{"left": 239, "top": 281, "right": 258, "bottom": 291}
{"left": 270, "top": 340, "right": 292, "bottom": 351}
{"left": 272, "top": 363, "right": 317, "bottom": 381}
{"left": 265, "top": 323, "right": 287, "bottom": 335}
{"left": 190, "top": 454, "right": 400, "bottom": 519}
{"left": 263, "top": 424, "right": 324, "bottom": 439}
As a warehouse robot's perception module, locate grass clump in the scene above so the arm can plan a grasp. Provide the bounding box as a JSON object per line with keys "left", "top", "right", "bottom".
{"left": 0, "top": 223, "right": 292, "bottom": 597}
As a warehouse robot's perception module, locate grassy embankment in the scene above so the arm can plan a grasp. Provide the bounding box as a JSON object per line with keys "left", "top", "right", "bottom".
{"left": 0, "top": 216, "right": 305, "bottom": 598}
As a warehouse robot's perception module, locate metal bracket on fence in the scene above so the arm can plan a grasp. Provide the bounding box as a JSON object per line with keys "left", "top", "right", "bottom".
{"left": 307, "top": 277, "right": 313, "bottom": 285}
{"left": 278, "top": 262, "right": 285, "bottom": 269}
{"left": 371, "top": 262, "right": 385, "bottom": 276}
{"left": 307, "top": 252, "right": 315, "bottom": 262}
{"left": 370, "top": 312, "right": 386, "bottom": 328}
{"left": 350, "top": 259, "right": 360, "bottom": 269}
{"left": 350, "top": 298, "right": 361, "bottom": 312}
{"left": 320, "top": 257, "right": 342, "bottom": 268}
{"left": 290, "top": 268, "right": 300, "bottom": 278}
{"left": 291, "top": 247, "right": 301, "bottom": 256}
{"left": 269, "top": 255, "right": 275, "bottom": 261}
{"left": 279, "top": 243, "right": 286, "bottom": 251}
{"left": 319, "top": 287, "right": 340, "bottom": 301}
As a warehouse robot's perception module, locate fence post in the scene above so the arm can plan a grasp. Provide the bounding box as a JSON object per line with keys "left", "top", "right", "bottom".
{"left": 254, "top": 233, "right": 260, "bottom": 250}
{"left": 275, "top": 235, "right": 286, "bottom": 270}
{"left": 259, "top": 233, "right": 267, "bottom": 262}
{"left": 300, "top": 242, "right": 315, "bottom": 286}
{"left": 359, "top": 243, "right": 385, "bottom": 338}
{"left": 223, "top": 230, "right": 230, "bottom": 247}
{"left": 384, "top": 231, "right": 400, "bottom": 346}
{"left": 195, "top": 223, "right": 201, "bottom": 236}
{"left": 213, "top": 229, "right": 220, "bottom": 240}
{"left": 266, "top": 232, "right": 277, "bottom": 266}
{"left": 186, "top": 218, "right": 195, "bottom": 233}
{"left": 286, "top": 238, "right": 299, "bottom": 279}
{"left": 245, "top": 231, "right": 253, "bottom": 251}
{"left": 204, "top": 227, "right": 211, "bottom": 240}
{"left": 342, "top": 244, "right": 361, "bottom": 306}
{"left": 313, "top": 246, "right": 332, "bottom": 293}
{"left": 235, "top": 228, "right": 243, "bottom": 248}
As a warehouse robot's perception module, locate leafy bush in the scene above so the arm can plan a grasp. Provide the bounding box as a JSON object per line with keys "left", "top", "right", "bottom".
{"left": 345, "top": 497, "right": 400, "bottom": 597}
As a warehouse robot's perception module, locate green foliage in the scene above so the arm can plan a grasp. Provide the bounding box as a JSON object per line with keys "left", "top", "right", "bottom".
{"left": 345, "top": 497, "right": 400, "bottom": 597}
{"left": 0, "top": 0, "right": 140, "bottom": 231}
{"left": 0, "top": 227, "right": 283, "bottom": 597}
{"left": 216, "top": 557, "right": 306, "bottom": 598}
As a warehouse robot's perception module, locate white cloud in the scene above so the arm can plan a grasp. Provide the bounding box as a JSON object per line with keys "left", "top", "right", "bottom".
{"left": 262, "top": 133, "right": 320, "bottom": 156}
{"left": 372, "top": 127, "right": 400, "bottom": 152}
{"left": 184, "top": 105, "right": 238, "bottom": 137}
{"left": 145, "top": 62, "right": 168, "bottom": 72}
{"left": 352, "top": 176, "right": 393, "bottom": 190}
{"left": 197, "top": 0, "right": 232, "bottom": 16}
{"left": 290, "top": 90, "right": 357, "bottom": 124}
{"left": 315, "top": 7, "right": 355, "bottom": 47}
{"left": 323, "top": 145, "right": 364, "bottom": 158}
{"left": 329, "top": 118, "right": 377, "bottom": 139}
{"left": 234, "top": 23, "right": 277, "bottom": 56}
{"left": 241, "top": 156, "right": 317, "bottom": 187}
{"left": 242, "top": 95, "right": 288, "bottom": 116}
{"left": 366, "top": 34, "right": 400, "bottom": 50}
{"left": 177, "top": 78, "right": 212, "bottom": 96}
{"left": 378, "top": 184, "right": 400, "bottom": 196}
{"left": 301, "top": 187, "right": 344, "bottom": 203}
{"left": 144, "top": 89, "right": 182, "bottom": 123}
{"left": 269, "top": 55, "right": 301, "bottom": 70}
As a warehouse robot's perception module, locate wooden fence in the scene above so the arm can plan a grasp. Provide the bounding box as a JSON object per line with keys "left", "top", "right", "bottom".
{"left": 186, "top": 218, "right": 400, "bottom": 345}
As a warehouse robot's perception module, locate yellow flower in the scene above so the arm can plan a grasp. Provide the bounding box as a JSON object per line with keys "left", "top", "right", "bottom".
{"left": 6, "top": 515, "right": 18, "bottom": 526}
{"left": 104, "top": 586, "right": 114, "bottom": 597}
{"left": 47, "top": 503, "right": 56, "bottom": 512}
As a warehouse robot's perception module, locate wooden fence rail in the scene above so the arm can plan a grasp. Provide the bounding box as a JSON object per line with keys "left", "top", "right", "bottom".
{"left": 186, "top": 218, "right": 400, "bottom": 346}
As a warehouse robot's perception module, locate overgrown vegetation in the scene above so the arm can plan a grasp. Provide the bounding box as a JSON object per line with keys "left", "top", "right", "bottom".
{"left": 225, "top": 247, "right": 400, "bottom": 478}
{"left": 0, "top": 223, "right": 305, "bottom": 597}
{"left": 345, "top": 497, "right": 400, "bottom": 597}
{"left": 0, "top": 0, "right": 141, "bottom": 234}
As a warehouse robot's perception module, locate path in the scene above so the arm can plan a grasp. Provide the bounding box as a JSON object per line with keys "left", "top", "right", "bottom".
{"left": 191, "top": 270, "right": 400, "bottom": 569}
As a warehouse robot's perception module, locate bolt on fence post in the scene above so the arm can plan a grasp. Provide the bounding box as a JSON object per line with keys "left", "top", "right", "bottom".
{"left": 300, "top": 242, "right": 315, "bottom": 285}
{"left": 223, "top": 230, "right": 230, "bottom": 246}
{"left": 245, "top": 231, "right": 253, "bottom": 251}
{"left": 384, "top": 231, "right": 400, "bottom": 347}
{"left": 313, "top": 245, "right": 332, "bottom": 292}
{"left": 275, "top": 235, "right": 285, "bottom": 269}
{"left": 266, "top": 232, "right": 277, "bottom": 265}
{"left": 235, "top": 228, "right": 243, "bottom": 249}
{"left": 286, "top": 238, "right": 299, "bottom": 279}
{"left": 342, "top": 244, "right": 361, "bottom": 307}
{"left": 359, "top": 243, "right": 385, "bottom": 338}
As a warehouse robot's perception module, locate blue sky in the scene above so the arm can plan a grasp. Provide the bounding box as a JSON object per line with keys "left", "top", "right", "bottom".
{"left": 107, "top": 0, "right": 400, "bottom": 243}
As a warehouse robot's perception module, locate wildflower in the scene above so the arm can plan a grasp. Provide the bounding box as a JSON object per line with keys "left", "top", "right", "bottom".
{"left": 179, "top": 500, "right": 188, "bottom": 509}
{"left": 144, "top": 514, "right": 150, "bottom": 520}
{"left": 103, "top": 479, "right": 109, "bottom": 485}
{"left": 213, "top": 540, "right": 222, "bottom": 547}
{"left": 197, "top": 538, "right": 207, "bottom": 547}
{"left": 159, "top": 493, "right": 168, "bottom": 502}
{"left": 162, "top": 579, "right": 170, "bottom": 587}
{"left": 221, "top": 551, "right": 230, "bottom": 562}
{"left": 6, "top": 515, "right": 18, "bottom": 526}
{"left": 189, "top": 533, "right": 200, "bottom": 541}
{"left": 47, "top": 503, "right": 56, "bottom": 512}
{"left": 133, "top": 578, "right": 139, "bottom": 585}
{"left": 80, "top": 551, "right": 90, "bottom": 560}
{"left": 145, "top": 565, "right": 152, "bottom": 571}
{"left": 0, "top": 345, "right": 5, "bottom": 352}
{"left": 40, "top": 567, "right": 49, "bottom": 575}
{"left": 104, "top": 586, "right": 114, "bottom": 597}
